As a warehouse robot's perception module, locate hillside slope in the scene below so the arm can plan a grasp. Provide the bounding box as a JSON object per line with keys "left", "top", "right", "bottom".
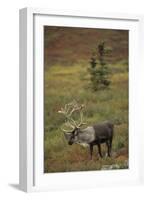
{"left": 44, "top": 26, "right": 128, "bottom": 67}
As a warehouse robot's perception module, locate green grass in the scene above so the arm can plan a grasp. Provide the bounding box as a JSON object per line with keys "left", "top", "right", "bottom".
{"left": 44, "top": 61, "right": 128, "bottom": 173}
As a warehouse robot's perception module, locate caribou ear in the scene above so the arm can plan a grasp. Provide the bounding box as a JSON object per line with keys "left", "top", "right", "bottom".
{"left": 64, "top": 132, "right": 72, "bottom": 140}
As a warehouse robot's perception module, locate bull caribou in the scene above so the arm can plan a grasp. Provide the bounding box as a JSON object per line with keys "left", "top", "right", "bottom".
{"left": 58, "top": 101, "right": 114, "bottom": 159}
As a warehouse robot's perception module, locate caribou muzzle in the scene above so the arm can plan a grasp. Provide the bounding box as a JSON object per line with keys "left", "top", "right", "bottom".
{"left": 68, "top": 141, "right": 73, "bottom": 145}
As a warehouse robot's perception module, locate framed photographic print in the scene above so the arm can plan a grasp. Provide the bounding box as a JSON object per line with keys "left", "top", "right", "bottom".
{"left": 19, "top": 8, "right": 144, "bottom": 192}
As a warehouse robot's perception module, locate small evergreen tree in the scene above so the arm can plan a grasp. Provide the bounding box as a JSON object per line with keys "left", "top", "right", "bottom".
{"left": 88, "top": 42, "right": 111, "bottom": 91}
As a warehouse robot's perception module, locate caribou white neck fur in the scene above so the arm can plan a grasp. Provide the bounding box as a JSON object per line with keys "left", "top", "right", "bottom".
{"left": 75, "top": 126, "right": 95, "bottom": 145}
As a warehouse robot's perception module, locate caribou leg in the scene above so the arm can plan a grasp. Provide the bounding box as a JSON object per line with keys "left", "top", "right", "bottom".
{"left": 97, "top": 143, "right": 103, "bottom": 158}
{"left": 106, "top": 141, "right": 111, "bottom": 157}
{"left": 109, "top": 137, "right": 112, "bottom": 157}
{"left": 89, "top": 144, "right": 93, "bottom": 160}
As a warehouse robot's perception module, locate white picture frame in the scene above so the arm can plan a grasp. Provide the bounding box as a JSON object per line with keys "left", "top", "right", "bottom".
{"left": 19, "top": 7, "right": 144, "bottom": 192}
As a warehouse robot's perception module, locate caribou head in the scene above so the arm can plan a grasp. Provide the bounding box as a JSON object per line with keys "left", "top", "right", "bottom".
{"left": 58, "top": 100, "right": 86, "bottom": 145}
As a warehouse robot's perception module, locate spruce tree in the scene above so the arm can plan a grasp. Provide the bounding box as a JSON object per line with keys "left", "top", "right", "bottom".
{"left": 88, "top": 41, "right": 111, "bottom": 91}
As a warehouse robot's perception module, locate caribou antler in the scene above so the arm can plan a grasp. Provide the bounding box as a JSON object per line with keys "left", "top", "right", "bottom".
{"left": 58, "top": 100, "right": 86, "bottom": 132}
{"left": 77, "top": 108, "right": 86, "bottom": 128}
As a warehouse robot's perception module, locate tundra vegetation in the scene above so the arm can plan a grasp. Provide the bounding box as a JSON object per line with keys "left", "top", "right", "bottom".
{"left": 44, "top": 26, "right": 128, "bottom": 173}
